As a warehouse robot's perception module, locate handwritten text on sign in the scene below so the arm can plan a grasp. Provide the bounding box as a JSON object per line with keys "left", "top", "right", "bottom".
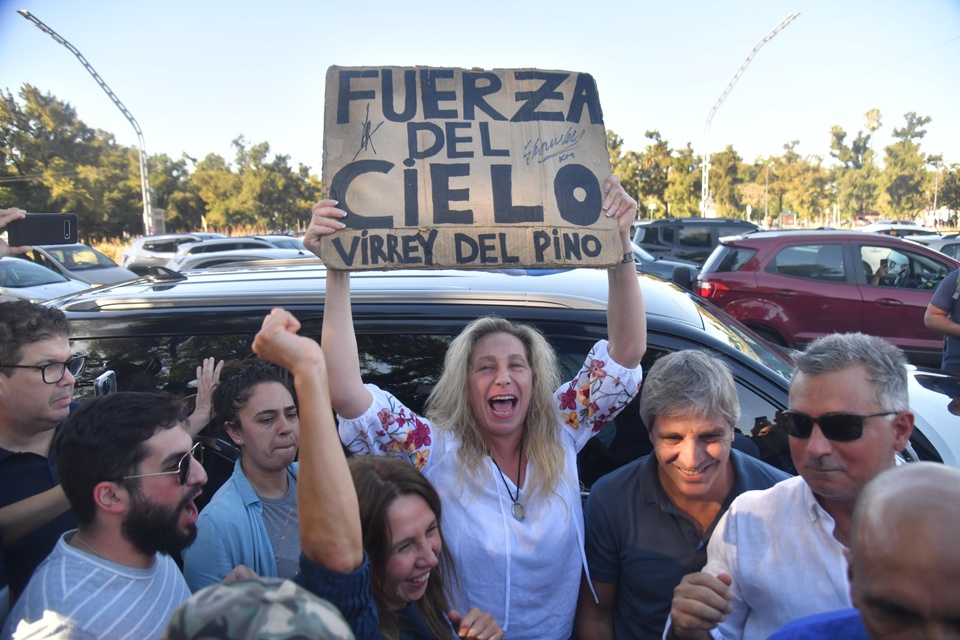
{"left": 319, "top": 66, "right": 617, "bottom": 270}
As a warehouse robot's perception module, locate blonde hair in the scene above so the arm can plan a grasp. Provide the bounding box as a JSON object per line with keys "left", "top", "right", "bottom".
{"left": 426, "top": 316, "right": 566, "bottom": 506}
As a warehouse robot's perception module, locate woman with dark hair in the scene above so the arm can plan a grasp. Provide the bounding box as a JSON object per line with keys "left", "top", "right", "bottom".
{"left": 307, "top": 175, "right": 647, "bottom": 638}
{"left": 252, "top": 308, "right": 502, "bottom": 640}
{"left": 182, "top": 359, "right": 300, "bottom": 591}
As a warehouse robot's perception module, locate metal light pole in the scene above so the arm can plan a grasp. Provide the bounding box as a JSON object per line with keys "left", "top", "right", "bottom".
{"left": 764, "top": 162, "right": 771, "bottom": 223}
{"left": 701, "top": 11, "right": 800, "bottom": 218}
{"left": 17, "top": 10, "right": 159, "bottom": 236}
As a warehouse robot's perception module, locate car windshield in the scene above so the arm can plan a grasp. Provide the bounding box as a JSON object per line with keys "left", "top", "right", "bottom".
{"left": 1, "top": 258, "right": 70, "bottom": 286}
{"left": 43, "top": 245, "right": 118, "bottom": 271}
{"left": 693, "top": 296, "right": 794, "bottom": 378}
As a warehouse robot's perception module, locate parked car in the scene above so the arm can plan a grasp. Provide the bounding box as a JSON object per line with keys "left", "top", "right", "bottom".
{"left": 164, "top": 237, "right": 277, "bottom": 270}
{"left": 632, "top": 217, "right": 760, "bottom": 264}
{"left": 926, "top": 233, "right": 960, "bottom": 259}
{"left": 171, "top": 248, "right": 312, "bottom": 271}
{"left": 251, "top": 235, "right": 306, "bottom": 251}
{"left": 631, "top": 241, "right": 698, "bottom": 288}
{"left": 15, "top": 244, "right": 138, "bottom": 285}
{"left": 50, "top": 264, "right": 958, "bottom": 509}
{"left": 695, "top": 230, "right": 960, "bottom": 367}
{"left": 858, "top": 223, "right": 942, "bottom": 245}
{"left": 121, "top": 232, "right": 226, "bottom": 274}
{"left": 0, "top": 257, "right": 89, "bottom": 302}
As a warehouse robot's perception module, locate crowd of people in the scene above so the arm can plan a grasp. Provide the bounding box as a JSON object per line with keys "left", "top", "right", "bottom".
{"left": 1, "top": 183, "right": 959, "bottom": 640}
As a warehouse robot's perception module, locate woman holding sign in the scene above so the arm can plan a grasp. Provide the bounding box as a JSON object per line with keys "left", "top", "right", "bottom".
{"left": 306, "top": 174, "right": 646, "bottom": 639}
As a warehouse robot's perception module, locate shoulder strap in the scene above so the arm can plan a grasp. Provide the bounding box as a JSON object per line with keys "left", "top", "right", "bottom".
{"left": 953, "top": 270, "right": 960, "bottom": 301}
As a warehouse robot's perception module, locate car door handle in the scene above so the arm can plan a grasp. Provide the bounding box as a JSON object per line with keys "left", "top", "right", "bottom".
{"left": 774, "top": 290, "right": 799, "bottom": 298}
{"left": 875, "top": 298, "right": 904, "bottom": 308}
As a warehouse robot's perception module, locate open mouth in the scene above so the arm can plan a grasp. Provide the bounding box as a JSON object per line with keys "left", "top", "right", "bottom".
{"left": 489, "top": 395, "right": 517, "bottom": 417}
{"left": 676, "top": 462, "right": 714, "bottom": 477}
{"left": 408, "top": 571, "right": 430, "bottom": 586}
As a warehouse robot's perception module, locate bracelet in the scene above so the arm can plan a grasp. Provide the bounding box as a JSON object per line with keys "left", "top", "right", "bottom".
{"left": 621, "top": 251, "right": 635, "bottom": 264}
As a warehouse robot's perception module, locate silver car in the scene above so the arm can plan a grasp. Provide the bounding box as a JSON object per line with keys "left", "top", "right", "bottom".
{"left": 16, "top": 244, "right": 138, "bottom": 285}
{"left": 0, "top": 257, "right": 89, "bottom": 302}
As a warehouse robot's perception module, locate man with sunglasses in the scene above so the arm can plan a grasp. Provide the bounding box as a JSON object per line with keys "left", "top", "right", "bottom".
{"left": 666, "top": 333, "right": 914, "bottom": 640}
{"left": 770, "top": 462, "right": 960, "bottom": 640}
{"left": 2, "top": 392, "right": 206, "bottom": 639}
{"left": 0, "top": 299, "right": 83, "bottom": 604}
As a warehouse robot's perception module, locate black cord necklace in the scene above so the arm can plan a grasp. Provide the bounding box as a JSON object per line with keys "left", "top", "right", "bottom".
{"left": 491, "top": 450, "right": 525, "bottom": 521}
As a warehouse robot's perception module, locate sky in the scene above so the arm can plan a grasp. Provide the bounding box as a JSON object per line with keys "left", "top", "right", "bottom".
{"left": 1, "top": 0, "right": 958, "bottom": 176}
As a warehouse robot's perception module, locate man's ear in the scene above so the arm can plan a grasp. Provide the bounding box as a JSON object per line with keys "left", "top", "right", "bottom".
{"left": 893, "top": 411, "right": 915, "bottom": 451}
{"left": 92, "top": 481, "right": 129, "bottom": 516}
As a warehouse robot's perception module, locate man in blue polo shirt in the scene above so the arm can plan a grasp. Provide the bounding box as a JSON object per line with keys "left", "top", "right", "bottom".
{"left": 0, "top": 299, "right": 80, "bottom": 601}
{"left": 576, "top": 350, "right": 789, "bottom": 639}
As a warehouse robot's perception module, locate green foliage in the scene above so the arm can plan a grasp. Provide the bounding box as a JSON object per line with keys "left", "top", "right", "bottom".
{"left": 0, "top": 84, "right": 323, "bottom": 239}
{"left": 0, "top": 85, "right": 949, "bottom": 238}
{"left": 877, "top": 112, "right": 931, "bottom": 216}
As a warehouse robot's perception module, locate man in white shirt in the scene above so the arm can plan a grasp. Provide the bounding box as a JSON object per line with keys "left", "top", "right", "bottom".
{"left": 2, "top": 392, "right": 207, "bottom": 640}
{"left": 769, "top": 461, "right": 960, "bottom": 639}
{"left": 665, "top": 333, "right": 915, "bottom": 640}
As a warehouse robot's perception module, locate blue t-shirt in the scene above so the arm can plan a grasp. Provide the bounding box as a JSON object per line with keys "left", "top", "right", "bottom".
{"left": 768, "top": 608, "right": 869, "bottom": 639}
{"left": 929, "top": 268, "right": 960, "bottom": 373}
{"left": 583, "top": 448, "right": 790, "bottom": 640}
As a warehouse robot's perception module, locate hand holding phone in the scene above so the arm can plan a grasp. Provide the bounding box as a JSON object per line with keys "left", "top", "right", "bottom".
{"left": 7, "top": 213, "right": 79, "bottom": 247}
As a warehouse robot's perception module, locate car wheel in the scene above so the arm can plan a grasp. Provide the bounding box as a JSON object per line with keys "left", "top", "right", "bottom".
{"left": 749, "top": 326, "right": 788, "bottom": 348}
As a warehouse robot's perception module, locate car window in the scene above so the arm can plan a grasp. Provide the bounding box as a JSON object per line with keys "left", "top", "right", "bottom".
{"left": 143, "top": 240, "right": 182, "bottom": 253}
{"left": 860, "top": 245, "right": 951, "bottom": 290}
{"left": 46, "top": 246, "right": 116, "bottom": 270}
{"left": 702, "top": 246, "right": 757, "bottom": 273}
{"left": 1, "top": 259, "right": 70, "bottom": 286}
{"left": 768, "top": 244, "right": 846, "bottom": 282}
{"left": 677, "top": 226, "right": 712, "bottom": 248}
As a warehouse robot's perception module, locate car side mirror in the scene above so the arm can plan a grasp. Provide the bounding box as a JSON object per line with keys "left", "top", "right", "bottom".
{"left": 671, "top": 265, "right": 694, "bottom": 290}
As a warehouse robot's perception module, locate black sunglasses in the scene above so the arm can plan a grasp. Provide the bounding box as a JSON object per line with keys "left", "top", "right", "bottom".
{"left": 779, "top": 410, "right": 898, "bottom": 442}
{"left": 123, "top": 442, "right": 204, "bottom": 485}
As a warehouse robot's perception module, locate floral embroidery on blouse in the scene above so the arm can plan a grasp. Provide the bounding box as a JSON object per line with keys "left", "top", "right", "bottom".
{"left": 339, "top": 341, "right": 641, "bottom": 468}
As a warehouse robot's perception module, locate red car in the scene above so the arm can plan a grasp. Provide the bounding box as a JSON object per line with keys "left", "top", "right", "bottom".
{"left": 695, "top": 230, "right": 960, "bottom": 367}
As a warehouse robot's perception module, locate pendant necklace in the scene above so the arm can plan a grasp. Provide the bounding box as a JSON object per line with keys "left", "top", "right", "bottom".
{"left": 491, "top": 450, "right": 525, "bottom": 521}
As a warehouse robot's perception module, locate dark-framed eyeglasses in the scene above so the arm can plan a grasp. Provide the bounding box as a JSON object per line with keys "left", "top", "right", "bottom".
{"left": 778, "top": 410, "right": 898, "bottom": 442}
{"left": 123, "top": 442, "right": 203, "bottom": 486}
{"left": 0, "top": 355, "right": 86, "bottom": 384}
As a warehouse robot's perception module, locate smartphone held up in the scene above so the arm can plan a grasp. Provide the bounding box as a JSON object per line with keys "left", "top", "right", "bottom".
{"left": 7, "top": 213, "right": 79, "bottom": 246}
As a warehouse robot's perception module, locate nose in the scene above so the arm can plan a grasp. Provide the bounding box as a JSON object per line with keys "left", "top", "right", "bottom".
{"left": 494, "top": 363, "right": 511, "bottom": 386}
{"left": 676, "top": 437, "right": 703, "bottom": 470}
{"left": 805, "top": 423, "right": 835, "bottom": 457}
{"left": 187, "top": 454, "right": 208, "bottom": 487}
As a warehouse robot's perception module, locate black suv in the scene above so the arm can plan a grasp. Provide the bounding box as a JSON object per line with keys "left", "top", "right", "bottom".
{"left": 632, "top": 218, "right": 760, "bottom": 264}
{"left": 51, "top": 261, "right": 951, "bottom": 498}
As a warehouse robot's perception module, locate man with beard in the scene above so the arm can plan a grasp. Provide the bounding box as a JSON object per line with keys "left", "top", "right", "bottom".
{"left": 2, "top": 392, "right": 205, "bottom": 640}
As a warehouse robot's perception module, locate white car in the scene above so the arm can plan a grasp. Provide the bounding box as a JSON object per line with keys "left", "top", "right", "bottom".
{"left": 169, "top": 248, "right": 312, "bottom": 271}
{"left": 0, "top": 257, "right": 89, "bottom": 302}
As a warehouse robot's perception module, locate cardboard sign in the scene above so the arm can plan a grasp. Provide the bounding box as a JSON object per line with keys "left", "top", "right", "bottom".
{"left": 319, "top": 66, "right": 619, "bottom": 270}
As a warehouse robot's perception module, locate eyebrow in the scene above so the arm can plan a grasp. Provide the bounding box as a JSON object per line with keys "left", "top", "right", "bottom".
{"left": 253, "top": 404, "right": 298, "bottom": 418}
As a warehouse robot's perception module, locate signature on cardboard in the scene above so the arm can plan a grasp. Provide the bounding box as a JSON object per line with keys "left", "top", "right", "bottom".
{"left": 522, "top": 127, "right": 586, "bottom": 166}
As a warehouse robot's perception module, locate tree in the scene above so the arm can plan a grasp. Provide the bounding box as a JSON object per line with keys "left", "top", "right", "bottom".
{"left": 606, "top": 130, "right": 641, "bottom": 203}
{"left": 709, "top": 145, "right": 743, "bottom": 217}
{"left": 878, "top": 112, "right": 931, "bottom": 216}
{"left": 829, "top": 109, "right": 881, "bottom": 217}
{"left": 665, "top": 144, "right": 701, "bottom": 218}
{"left": 636, "top": 131, "right": 672, "bottom": 219}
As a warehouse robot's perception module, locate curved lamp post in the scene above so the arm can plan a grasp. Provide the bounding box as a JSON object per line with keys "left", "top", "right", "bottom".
{"left": 18, "top": 10, "right": 159, "bottom": 235}
{"left": 701, "top": 12, "right": 800, "bottom": 218}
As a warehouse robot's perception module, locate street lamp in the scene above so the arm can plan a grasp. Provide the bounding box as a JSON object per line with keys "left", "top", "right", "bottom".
{"left": 17, "top": 10, "right": 159, "bottom": 236}
{"left": 701, "top": 12, "right": 800, "bottom": 218}
{"left": 764, "top": 162, "right": 772, "bottom": 224}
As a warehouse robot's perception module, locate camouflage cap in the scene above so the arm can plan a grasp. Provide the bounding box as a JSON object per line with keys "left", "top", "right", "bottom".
{"left": 161, "top": 578, "right": 355, "bottom": 640}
